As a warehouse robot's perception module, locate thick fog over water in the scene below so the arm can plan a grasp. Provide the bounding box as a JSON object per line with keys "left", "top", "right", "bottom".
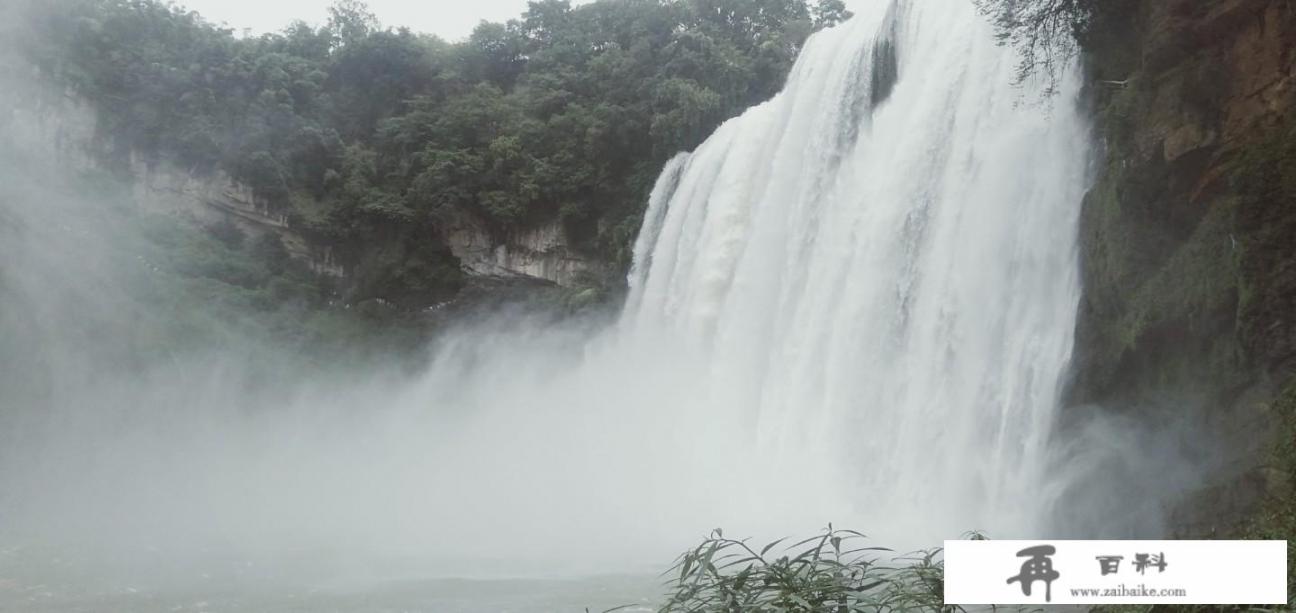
{"left": 0, "top": 0, "right": 1211, "bottom": 606}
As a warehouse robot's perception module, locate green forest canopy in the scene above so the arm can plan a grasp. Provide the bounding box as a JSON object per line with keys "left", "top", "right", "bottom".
{"left": 20, "top": 0, "right": 852, "bottom": 306}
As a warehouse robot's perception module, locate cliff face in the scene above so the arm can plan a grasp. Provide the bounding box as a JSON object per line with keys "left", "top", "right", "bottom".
{"left": 9, "top": 95, "right": 344, "bottom": 276}
{"left": 445, "top": 215, "right": 597, "bottom": 288}
{"left": 130, "top": 161, "right": 349, "bottom": 278}
{"left": 9, "top": 92, "right": 598, "bottom": 294}
{"left": 1072, "top": 0, "right": 1296, "bottom": 534}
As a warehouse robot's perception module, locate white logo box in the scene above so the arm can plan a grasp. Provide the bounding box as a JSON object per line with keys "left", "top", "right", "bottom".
{"left": 944, "top": 540, "right": 1288, "bottom": 605}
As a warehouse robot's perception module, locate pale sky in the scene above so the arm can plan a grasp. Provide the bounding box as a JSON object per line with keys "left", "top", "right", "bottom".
{"left": 176, "top": 0, "right": 866, "bottom": 43}
{"left": 175, "top": 0, "right": 591, "bottom": 42}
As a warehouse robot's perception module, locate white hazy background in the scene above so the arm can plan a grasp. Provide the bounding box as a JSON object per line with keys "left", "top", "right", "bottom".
{"left": 175, "top": 0, "right": 872, "bottom": 41}
{"left": 176, "top": 0, "right": 592, "bottom": 41}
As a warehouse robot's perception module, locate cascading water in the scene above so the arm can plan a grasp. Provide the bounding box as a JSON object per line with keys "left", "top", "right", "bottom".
{"left": 622, "top": 0, "right": 1090, "bottom": 544}
{"left": 0, "top": 0, "right": 1096, "bottom": 602}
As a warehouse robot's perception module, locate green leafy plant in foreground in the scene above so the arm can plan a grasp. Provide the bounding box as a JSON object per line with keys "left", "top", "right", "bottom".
{"left": 659, "top": 527, "right": 961, "bottom": 613}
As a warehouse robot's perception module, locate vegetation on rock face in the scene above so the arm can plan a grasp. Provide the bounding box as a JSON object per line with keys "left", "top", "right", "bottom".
{"left": 17, "top": 0, "right": 852, "bottom": 307}
{"left": 980, "top": 0, "right": 1295, "bottom": 577}
{"left": 978, "top": 0, "right": 1295, "bottom": 402}
{"left": 1233, "top": 118, "right": 1296, "bottom": 374}
{"left": 1068, "top": 0, "right": 1296, "bottom": 552}
{"left": 973, "top": 0, "right": 1138, "bottom": 89}
{"left": 1227, "top": 119, "right": 1296, "bottom": 605}
{"left": 1068, "top": 1, "right": 1296, "bottom": 403}
{"left": 1238, "top": 382, "right": 1296, "bottom": 608}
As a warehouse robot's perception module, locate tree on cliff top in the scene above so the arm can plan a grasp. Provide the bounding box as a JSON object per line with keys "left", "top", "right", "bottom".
{"left": 974, "top": 0, "right": 1091, "bottom": 90}
{"left": 22, "top": 0, "right": 847, "bottom": 307}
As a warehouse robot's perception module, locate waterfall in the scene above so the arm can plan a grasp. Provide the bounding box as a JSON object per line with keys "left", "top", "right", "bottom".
{"left": 620, "top": 0, "right": 1089, "bottom": 544}
{"left": 0, "top": 0, "right": 1093, "bottom": 585}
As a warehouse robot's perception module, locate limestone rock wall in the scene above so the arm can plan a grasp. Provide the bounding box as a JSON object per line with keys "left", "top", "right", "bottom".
{"left": 445, "top": 214, "right": 594, "bottom": 287}
{"left": 9, "top": 91, "right": 595, "bottom": 289}
{"left": 1072, "top": 0, "right": 1296, "bottom": 533}
{"left": 6, "top": 92, "right": 345, "bottom": 277}
{"left": 126, "top": 160, "right": 344, "bottom": 277}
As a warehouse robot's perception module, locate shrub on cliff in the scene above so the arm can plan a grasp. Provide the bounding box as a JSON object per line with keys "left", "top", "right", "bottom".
{"left": 974, "top": 0, "right": 1141, "bottom": 89}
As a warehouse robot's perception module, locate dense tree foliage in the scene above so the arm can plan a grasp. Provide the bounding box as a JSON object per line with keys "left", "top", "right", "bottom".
{"left": 19, "top": 0, "right": 851, "bottom": 306}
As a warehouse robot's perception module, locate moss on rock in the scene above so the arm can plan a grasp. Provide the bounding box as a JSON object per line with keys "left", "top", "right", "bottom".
{"left": 1069, "top": 0, "right": 1296, "bottom": 536}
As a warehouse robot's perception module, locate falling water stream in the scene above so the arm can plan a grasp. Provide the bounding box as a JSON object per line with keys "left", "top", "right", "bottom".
{"left": 0, "top": 0, "right": 1096, "bottom": 610}
{"left": 622, "top": 0, "right": 1090, "bottom": 543}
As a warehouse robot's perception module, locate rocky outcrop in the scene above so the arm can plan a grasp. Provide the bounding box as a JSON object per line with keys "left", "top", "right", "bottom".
{"left": 126, "top": 160, "right": 344, "bottom": 277}
{"left": 445, "top": 214, "right": 596, "bottom": 287}
{"left": 7, "top": 91, "right": 345, "bottom": 277}
{"left": 15, "top": 92, "right": 604, "bottom": 291}
{"left": 1072, "top": 0, "right": 1296, "bottom": 533}
{"left": 12, "top": 90, "right": 597, "bottom": 290}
